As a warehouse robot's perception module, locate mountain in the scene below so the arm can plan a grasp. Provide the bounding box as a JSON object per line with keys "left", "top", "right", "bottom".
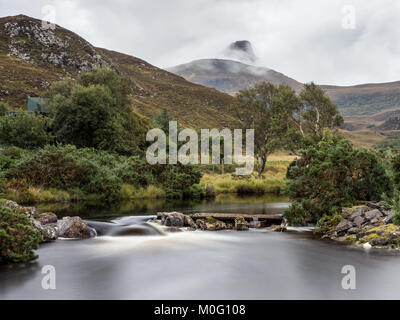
{"left": 321, "top": 82, "right": 400, "bottom": 117}
{"left": 0, "top": 15, "right": 237, "bottom": 129}
{"left": 167, "top": 59, "right": 303, "bottom": 95}
{"left": 168, "top": 57, "right": 400, "bottom": 125}
{"left": 224, "top": 40, "right": 257, "bottom": 64}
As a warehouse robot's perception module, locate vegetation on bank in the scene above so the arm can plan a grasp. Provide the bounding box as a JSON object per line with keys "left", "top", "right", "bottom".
{"left": 284, "top": 131, "right": 395, "bottom": 225}
{"left": 0, "top": 203, "right": 42, "bottom": 263}
{"left": 201, "top": 161, "right": 289, "bottom": 195}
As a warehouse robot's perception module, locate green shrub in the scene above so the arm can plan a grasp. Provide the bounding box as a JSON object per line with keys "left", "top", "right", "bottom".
{"left": 5, "top": 145, "right": 203, "bottom": 201}
{"left": 46, "top": 68, "right": 150, "bottom": 155}
{"left": 189, "top": 184, "right": 205, "bottom": 199}
{"left": 284, "top": 132, "right": 393, "bottom": 225}
{"left": 6, "top": 145, "right": 122, "bottom": 200}
{"left": 0, "top": 205, "right": 42, "bottom": 263}
{"left": 0, "top": 113, "right": 53, "bottom": 149}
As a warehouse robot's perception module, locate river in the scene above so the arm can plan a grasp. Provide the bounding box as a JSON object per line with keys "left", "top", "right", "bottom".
{"left": 1, "top": 194, "right": 400, "bottom": 300}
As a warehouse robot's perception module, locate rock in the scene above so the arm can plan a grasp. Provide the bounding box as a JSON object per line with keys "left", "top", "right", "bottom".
{"left": 370, "top": 218, "right": 380, "bottom": 225}
{"left": 184, "top": 215, "right": 197, "bottom": 228}
{"left": 335, "top": 219, "right": 353, "bottom": 233}
{"left": 335, "top": 236, "right": 348, "bottom": 242}
{"left": 57, "top": 216, "right": 97, "bottom": 239}
{"left": 365, "top": 209, "right": 382, "bottom": 221}
{"left": 196, "top": 218, "right": 227, "bottom": 231}
{"left": 33, "top": 220, "right": 57, "bottom": 242}
{"left": 36, "top": 213, "right": 57, "bottom": 225}
{"left": 370, "top": 238, "right": 389, "bottom": 246}
{"left": 385, "top": 211, "right": 394, "bottom": 225}
{"left": 4, "top": 200, "right": 38, "bottom": 218}
{"left": 267, "top": 225, "right": 287, "bottom": 232}
{"left": 249, "top": 220, "right": 267, "bottom": 228}
{"left": 353, "top": 216, "right": 365, "bottom": 227}
{"left": 349, "top": 208, "right": 363, "bottom": 220}
{"left": 347, "top": 227, "right": 361, "bottom": 234}
{"left": 234, "top": 216, "right": 249, "bottom": 231}
{"left": 161, "top": 212, "right": 185, "bottom": 227}
{"left": 383, "top": 210, "right": 394, "bottom": 217}
{"left": 366, "top": 202, "right": 382, "bottom": 210}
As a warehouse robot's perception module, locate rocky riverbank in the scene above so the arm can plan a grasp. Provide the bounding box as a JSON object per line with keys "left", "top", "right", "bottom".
{"left": 156, "top": 211, "right": 287, "bottom": 232}
{"left": 315, "top": 202, "right": 400, "bottom": 249}
{"left": 3, "top": 200, "right": 97, "bottom": 242}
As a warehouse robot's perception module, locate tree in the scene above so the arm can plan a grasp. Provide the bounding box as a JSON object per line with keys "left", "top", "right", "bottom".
{"left": 46, "top": 68, "right": 150, "bottom": 155}
{"left": 0, "top": 204, "right": 42, "bottom": 263}
{"left": 152, "top": 108, "right": 172, "bottom": 133}
{"left": 298, "top": 82, "right": 343, "bottom": 143}
{"left": 235, "top": 82, "right": 301, "bottom": 177}
{"left": 284, "top": 131, "right": 393, "bottom": 225}
{"left": 0, "top": 113, "right": 53, "bottom": 149}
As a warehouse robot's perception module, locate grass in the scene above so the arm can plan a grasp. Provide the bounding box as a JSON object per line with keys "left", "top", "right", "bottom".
{"left": 120, "top": 184, "right": 166, "bottom": 200}
{"left": 201, "top": 159, "right": 290, "bottom": 195}
{"left": 4, "top": 183, "right": 166, "bottom": 205}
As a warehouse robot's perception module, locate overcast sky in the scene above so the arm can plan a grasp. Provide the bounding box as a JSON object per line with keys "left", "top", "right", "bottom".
{"left": 2, "top": 0, "right": 400, "bottom": 85}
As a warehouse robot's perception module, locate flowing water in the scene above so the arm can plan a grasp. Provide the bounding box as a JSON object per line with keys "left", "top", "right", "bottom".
{"left": 1, "top": 194, "right": 400, "bottom": 300}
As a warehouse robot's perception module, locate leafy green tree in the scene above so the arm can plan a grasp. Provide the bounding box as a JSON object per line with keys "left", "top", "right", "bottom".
{"left": 236, "top": 82, "right": 301, "bottom": 176}
{"left": 284, "top": 131, "right": 393, "bottom": 225}
{"left": 46, "top": 68, "right": 150, "bottom": 155}
{"left": 0, "top": 204, "right": 42, "bottom": 263}
{"left": 0, "top": 113, "right": 53, "bottom": 149}
{"left": 298, "top": 82, "right": 343, "bottom": 143}
{"left": 152, "top": 108, "right": 172, "bottom": 133}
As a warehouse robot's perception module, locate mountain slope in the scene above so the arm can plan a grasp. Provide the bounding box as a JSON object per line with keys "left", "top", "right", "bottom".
{"left": 321, "top": 82, "right": 400, "bottom": 117}
{"left": 167, "top": 59, "right": 304, "bottom": 94}
{"left": 0, "top": 15, "right": 237, "bottom": 129}
{"left": 169, "top": 58, "right": 400, "bottom": 123}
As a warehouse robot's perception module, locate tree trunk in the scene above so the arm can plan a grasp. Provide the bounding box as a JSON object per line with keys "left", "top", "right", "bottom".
{"left": 221, "top": 162, "right": 225, "bottom": 175}
{"left": 257, "top": 156, "right": 267, "bottom": 177}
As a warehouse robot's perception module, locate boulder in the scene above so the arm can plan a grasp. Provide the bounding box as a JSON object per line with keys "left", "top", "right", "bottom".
{"left": 335, "top": 219, "right": 353, "bottom": 233}
{"left": 354, "top": 216, "right": 365, "bottom": 227}
{"left": 36, "top": 213, "right": 58, "bottom": 225}
{"left": 370, "top": 238, "right": 389, "bottom": 246}
{"left": 196, "top": 218, "right": 227, "bottom": 231}
{"left": 4, "top": 200, "right": 38, "bottom": 218}
{"left": 234, "top": 216, "right": 249, "bottom": 231}
{"left": 347, "top": 227, "right": 361, "bottom": 234}
{"left": 365, "top": 209, "right": 382, "bottom": 221}
{"left": 184, "top": 215, "right": 197, "bottom": 229}
{"left": 33, "top": 220, "right": 58, "bottom": 242}
{"left": 161, "top": 212, "right": 185, "bottom": 227}
{"left": 385, "top": 211, "right": 394, "bottom": 225}
{"left": 57, "top": 216, "right": 97, "bottom": 239}
{"left": 267, "top": 225, "right": 287, "bottom": 232}
{"left": 249, "top": 220, "right": 267, "bottom": 229}
{"left": 370, "top": 218, "right": 380, "bottom": 225}
{"left": 349, "top": 208, "right": 363, "bottom": 220}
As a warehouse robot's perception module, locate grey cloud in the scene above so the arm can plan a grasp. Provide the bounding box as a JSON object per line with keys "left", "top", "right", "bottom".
{"left": 1, "top": 0, "right": 399, "bottom": 85}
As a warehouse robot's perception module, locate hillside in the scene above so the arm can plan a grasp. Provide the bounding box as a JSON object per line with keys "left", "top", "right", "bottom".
{"left": 167, "top": 59, "right": 304, "bottom": 94}
{"left": 0, "top": 15, "right": 237, "bottom": 129}
{"left": 321, "top": 82, "right": 400, "bottom": 117}
{"left": 168, "top": 58, "right": 400, "bottom": 125}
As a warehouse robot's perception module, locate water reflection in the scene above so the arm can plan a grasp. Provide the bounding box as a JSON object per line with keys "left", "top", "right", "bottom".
{"left": 36, "top": 194, "right": 289, "bottom": 220}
